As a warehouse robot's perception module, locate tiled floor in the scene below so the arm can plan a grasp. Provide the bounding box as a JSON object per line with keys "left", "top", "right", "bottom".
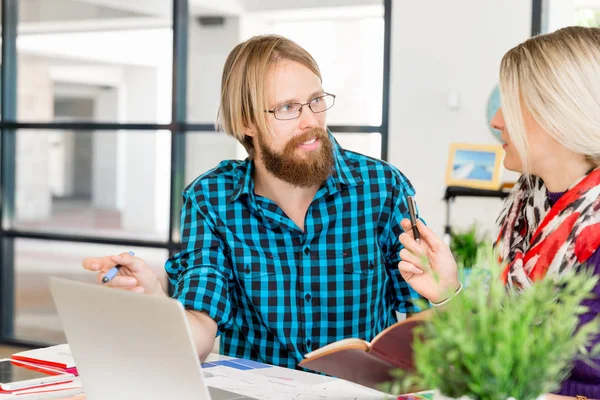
{"left": 10, "top": 198, "right": 170, "bottom": 344}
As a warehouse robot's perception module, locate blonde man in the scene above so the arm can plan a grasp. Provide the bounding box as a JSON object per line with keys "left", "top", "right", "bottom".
{"left": 398, "top": 26, "right": 600, "bottom": 399}
{"left": 83, "top": 35, "right": 458, "bottom": 369}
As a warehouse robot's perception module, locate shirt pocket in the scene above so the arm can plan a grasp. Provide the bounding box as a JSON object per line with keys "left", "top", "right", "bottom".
{"left": 233, "top": 248, "right": 277, "bottom": 280}
{"left": 342, "top": 244, "right": 386, "bottom": 275}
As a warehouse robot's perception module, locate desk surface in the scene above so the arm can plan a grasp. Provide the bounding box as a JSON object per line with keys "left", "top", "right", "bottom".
{"left": 4, "top": 353, "right": 389, "bottom": 400}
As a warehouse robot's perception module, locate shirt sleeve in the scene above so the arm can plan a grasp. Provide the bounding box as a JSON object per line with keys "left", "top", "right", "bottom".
{"left": 165, "top": 189, "right": 234, "bottom": 336}
{"left": 556, "top": 248, "right": 600, "bottom": 398}
{"left": 380, "top": 169, "right": 429, "bottom": 314}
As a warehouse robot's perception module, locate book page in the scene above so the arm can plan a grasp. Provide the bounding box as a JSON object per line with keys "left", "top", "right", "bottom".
{"left": 369, "top": 310, "right": 433, "bottom": 370}
{"left": 304, "top": 338, "right": 370, "bottom": 358}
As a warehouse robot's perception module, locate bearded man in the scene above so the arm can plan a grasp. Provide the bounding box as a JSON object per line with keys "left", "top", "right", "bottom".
{"left": 83, "top": 35, "right": 435, "bottom": 371}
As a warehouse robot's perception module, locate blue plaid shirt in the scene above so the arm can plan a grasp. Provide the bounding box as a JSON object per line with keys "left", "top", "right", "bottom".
{"left": 166, "top": 134, "right": 424, "bottom": 370}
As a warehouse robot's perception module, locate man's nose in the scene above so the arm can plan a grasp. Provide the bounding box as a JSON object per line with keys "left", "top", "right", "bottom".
{"left": 298, "top": 105, "right": 320, "bottom": 128}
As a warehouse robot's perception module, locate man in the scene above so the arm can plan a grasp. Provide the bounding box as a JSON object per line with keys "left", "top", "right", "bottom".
{"left": 83, "top": 35, "right": 459, "bottom": 370}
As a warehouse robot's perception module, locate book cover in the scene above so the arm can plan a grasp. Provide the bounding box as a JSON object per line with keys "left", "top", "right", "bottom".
{"left": 299, "top": 309, "right": 432, "bottom": 389}
{"left": 12, "top": 344, "right": 78, "bottom": 376}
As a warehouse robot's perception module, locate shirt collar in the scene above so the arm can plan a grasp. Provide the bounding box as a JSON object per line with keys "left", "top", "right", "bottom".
{"left": 328, "top": 131, "right": 362, "bottom": 188}
{"left": 228, "top": 129, "right": 363, "bottom": 204}
{"left": 228, "top": 159, "right": 255, "bottom": 204}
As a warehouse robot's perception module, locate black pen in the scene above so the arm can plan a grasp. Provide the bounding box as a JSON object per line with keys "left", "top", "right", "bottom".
{"left": 407, "top": 196, "right": 421, "bottom": 244}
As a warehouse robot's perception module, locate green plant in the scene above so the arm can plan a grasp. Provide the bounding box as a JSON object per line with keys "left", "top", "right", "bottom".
{"left": 449, "top": 225, "right": 486, "bottom": 269}
{"left": 382, "top": 245, "right": 600, "bottom": 400}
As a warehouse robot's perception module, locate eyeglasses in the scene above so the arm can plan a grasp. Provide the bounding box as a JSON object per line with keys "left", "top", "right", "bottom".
{"left": 266, "top": 93, "right": 336, "bottom": 121}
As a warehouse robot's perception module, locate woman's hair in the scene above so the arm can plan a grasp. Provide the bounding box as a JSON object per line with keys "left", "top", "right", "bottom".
{"left": 499, "top": 26, "right": 600, "bottom": 172}
{"left": 217, "top": 35, "right": 321, "bottom": 157}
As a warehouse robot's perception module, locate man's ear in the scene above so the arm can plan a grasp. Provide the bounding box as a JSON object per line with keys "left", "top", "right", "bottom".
{"left": 243, "top": 125, "right": 257, "bottom": 138}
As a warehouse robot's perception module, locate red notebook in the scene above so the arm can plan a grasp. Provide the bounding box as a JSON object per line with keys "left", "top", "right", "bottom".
{"left": 12, "top": 344, "right": 78, "bottom": 376}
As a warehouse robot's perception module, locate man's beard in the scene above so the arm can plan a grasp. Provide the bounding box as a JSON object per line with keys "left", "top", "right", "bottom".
{"left": 257, "top": 127, "right": 334, "bottom": 188}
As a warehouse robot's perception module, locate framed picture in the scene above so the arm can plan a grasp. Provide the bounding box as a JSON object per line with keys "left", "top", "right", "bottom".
{"left": 445, "top": 143, "right": 504, "bottom": 190}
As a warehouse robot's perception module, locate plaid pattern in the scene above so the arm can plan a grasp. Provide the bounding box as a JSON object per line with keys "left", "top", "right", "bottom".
{"left": 166, "top": 133, "right": 425, "bottom": 370}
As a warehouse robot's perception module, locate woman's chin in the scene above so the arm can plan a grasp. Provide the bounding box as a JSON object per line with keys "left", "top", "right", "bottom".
{"left": 503, "top": 158, "right": 523, "bottom": 174}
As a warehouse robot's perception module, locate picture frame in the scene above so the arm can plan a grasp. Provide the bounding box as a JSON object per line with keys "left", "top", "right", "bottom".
{"left": 445, "top": 143, "right": 504, "bottom": 190}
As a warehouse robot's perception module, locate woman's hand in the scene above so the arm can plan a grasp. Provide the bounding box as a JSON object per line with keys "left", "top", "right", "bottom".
{"left": 398, "top": 219, "right": 460, "bottom": 303}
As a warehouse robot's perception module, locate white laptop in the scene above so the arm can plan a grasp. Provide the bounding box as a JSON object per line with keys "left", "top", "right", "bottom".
{"left": 49, "top": 277, "right": 256, "bottom": 400}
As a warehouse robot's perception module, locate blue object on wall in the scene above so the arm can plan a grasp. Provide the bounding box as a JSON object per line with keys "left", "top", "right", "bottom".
{"left": 486, "top": 85, "right": 502, "bottom": 142}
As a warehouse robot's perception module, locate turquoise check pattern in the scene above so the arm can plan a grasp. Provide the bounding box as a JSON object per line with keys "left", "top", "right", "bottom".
{"left": 166, "top": 133, "right": 425, "bottom": 370}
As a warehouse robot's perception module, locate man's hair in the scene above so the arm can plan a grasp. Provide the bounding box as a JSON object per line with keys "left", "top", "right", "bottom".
{"left": 217, "top": 35, "right": 322, "bottom": 158}
{"left": 499, "top": 26, "right": 600, "bottom": 171}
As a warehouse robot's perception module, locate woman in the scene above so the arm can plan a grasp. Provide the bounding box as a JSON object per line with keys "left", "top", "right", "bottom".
{"left": 398, "top": 26, "right": 600, "bottom": 399}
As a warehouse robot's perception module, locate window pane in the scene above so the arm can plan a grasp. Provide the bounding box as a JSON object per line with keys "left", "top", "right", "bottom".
{"left": 187, "top": 4, "right": 385, "bottom": 126}
{"left": 19, "top": 0, "right": 172, "bottom": 24}
{"left": 13, "top": 238, "right": 168, "bottom": 343}
{"left": 333, "top": 132, "right": 382, "bottom": 159}
{"left": 17, "top": 0, "right": 172, "bottom": 123}
{"left": 172, "top": 132, "right": 241, "bottom": 242}
{"left": 187, "top": 17, "right": 239, "bottom": 124}
{"left": 239, "top": 5, "right": 384, "bottom": 126}
{"left": 544, "top": 0, "right": 600, "bottom": 32}
{"left": 185, "top": 132, "right": 241, "bottom": 185}
{"left": 12, "top": 129, "right": 171, "bottom": 241}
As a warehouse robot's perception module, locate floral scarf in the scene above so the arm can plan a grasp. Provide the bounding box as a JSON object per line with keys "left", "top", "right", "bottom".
{"left": 495, "top": 168, "right": 600, "bottom": 290}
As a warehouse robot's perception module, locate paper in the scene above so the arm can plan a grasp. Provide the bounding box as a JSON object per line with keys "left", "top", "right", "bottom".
{"left": 203, "top": 359, "right": 387, "bottom": 400}
{"left": 12, "top": 379, "right": 82, "bottom": 395}
{"left": 0, "top": 379, "right": 85, "bottom": 399}
{"left": 15, "top": 388, "right": 86, "bottom": 399}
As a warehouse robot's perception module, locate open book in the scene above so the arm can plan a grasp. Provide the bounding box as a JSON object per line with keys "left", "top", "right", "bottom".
{"left": 298, "top": 309, "right": 432, "bottom": 389}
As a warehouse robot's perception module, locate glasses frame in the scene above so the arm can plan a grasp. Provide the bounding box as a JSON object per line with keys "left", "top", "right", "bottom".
{"left": 266, "top": 92, "right": 336, "bottom": 121}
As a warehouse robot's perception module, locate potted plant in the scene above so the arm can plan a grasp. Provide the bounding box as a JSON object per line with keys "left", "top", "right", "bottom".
{"left": 382, "top": 246, "right": 600, "bottom": 400}
{"left": 449, "top": 224, "right": 486, "bottom": 270}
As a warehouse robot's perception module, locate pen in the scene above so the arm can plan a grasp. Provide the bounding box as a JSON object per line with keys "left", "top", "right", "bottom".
{"left": 102, "top": 251, "right": 135, "bottom": 284}
{"left": 406, "top": 196, "right": 421, "bottom": 244}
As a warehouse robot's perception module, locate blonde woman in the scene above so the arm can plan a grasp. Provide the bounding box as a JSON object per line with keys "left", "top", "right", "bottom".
{"left": 398, "top": 26, "right": 600, "bottom": 399}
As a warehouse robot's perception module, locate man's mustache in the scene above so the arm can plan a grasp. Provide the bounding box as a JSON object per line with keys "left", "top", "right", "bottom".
{"left": 285, "top": 128, "right": 328, "bottom": 152}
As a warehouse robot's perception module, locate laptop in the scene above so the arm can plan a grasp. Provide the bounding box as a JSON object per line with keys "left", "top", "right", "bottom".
{"left": 49, "top": 277, "right": 256, "bottom": 400}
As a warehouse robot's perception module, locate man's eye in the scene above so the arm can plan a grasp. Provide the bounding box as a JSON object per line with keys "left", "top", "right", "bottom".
{"left": 312, "top": 97, "right": 322, "bottom": 104}
{"left": 279, "top": 104, "right": 293, "bottom": 112}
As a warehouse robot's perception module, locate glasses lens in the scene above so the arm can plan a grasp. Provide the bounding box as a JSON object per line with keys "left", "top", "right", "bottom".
{"left": 310, "top": 95, "right": 334, "bottom": 113}
{"left": 274, "top": 103, "right": 302, "bottom": 120}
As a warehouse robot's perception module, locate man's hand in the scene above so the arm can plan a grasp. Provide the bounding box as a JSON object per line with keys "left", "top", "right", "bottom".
{"left": 82, "top": 252, "right": 165, "bottom": 296}
{"left": 398, "top": 219, "right": 460, "bottom": 303}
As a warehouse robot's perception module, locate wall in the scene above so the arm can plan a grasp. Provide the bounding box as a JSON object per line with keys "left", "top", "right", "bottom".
{"left": 388, "top": 0, "right": 531, "bottom": 238}
{"left": 93, "top": 88, "right": 120, "bottom": 209}
{"left": 546, "top": 0, "right": 576, "bottom": 32}
{"left": 186, "top": 16, "right": 241, "bottom": 184}
{"left": 121, "top": 65, "right": 170, "bottom": 237}
{"left": 16, "top": 54, "right": 53, "bottom": 222}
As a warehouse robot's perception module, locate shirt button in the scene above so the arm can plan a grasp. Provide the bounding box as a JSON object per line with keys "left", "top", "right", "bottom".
{"left": 306, "top": 339, "right": 312, "bottom": 347}
{"left": 304, "top": 293, "right": 311, "bottom": 302}
{"left": 304, "top": 247, "right": 310, "bottom": 255}
{"left": 244, "top": 266, "right": 250, "bottom": 274}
